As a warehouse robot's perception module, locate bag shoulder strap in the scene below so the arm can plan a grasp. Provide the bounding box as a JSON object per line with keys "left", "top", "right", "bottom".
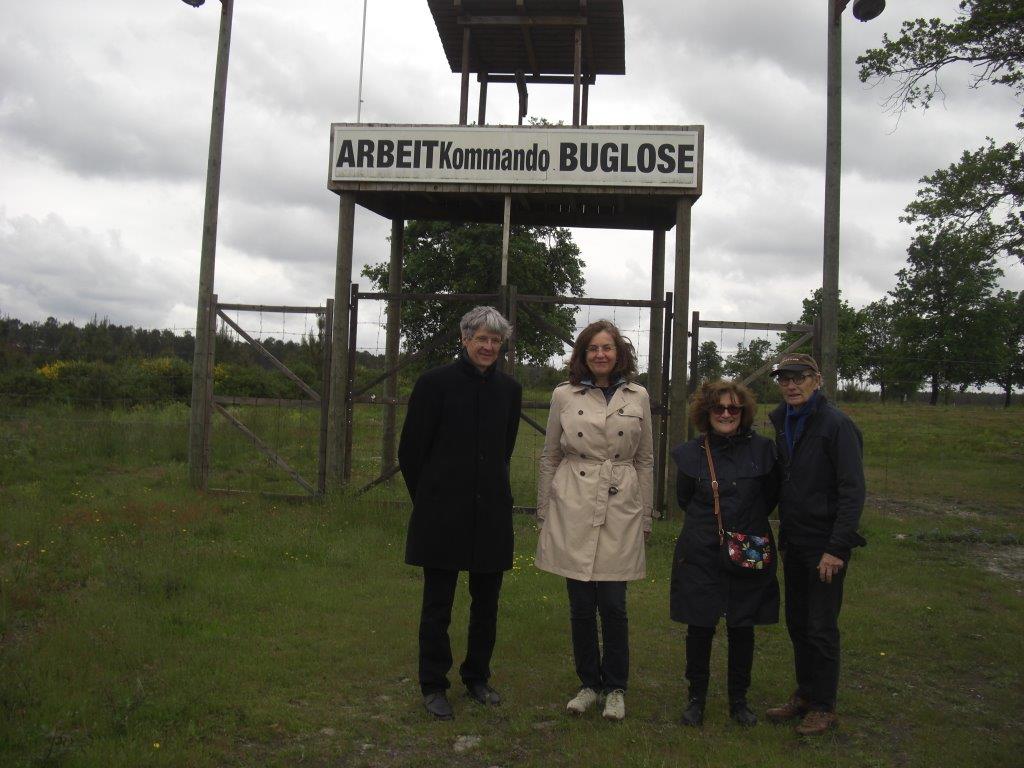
{"left": 702, "top": 435, "right": 724, "bottom": 545}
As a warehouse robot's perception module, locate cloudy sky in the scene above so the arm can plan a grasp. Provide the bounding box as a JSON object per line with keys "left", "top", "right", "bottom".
{"left": 2, "top": 0, "right": 1021, "bottom": 363}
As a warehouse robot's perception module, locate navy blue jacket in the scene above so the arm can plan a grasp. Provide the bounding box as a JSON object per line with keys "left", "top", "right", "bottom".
{"left": 669, "top": 429, "right": 780, "bottom": 627}
{"left": 768, "top": 395, "right": 866, "bottom": 559}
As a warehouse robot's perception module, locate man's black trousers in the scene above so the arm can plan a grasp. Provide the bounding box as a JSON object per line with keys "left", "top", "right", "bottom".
{"left": 782, "top": 545, "right": 847, "bottom": 712}
{"left": 418, "top": 567, "right": 503, "bottom": 696}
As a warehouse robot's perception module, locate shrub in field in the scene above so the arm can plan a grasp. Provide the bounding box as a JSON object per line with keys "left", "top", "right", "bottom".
{"left": 0, "top": 367, "right": 53, "bottom": 406}
{"left": 128, "top": 357, "right": 192, "bottom": 404}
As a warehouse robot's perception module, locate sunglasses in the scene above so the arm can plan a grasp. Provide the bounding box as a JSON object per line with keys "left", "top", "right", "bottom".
{"left": 710, "top": 404, "right": 743, "bottom": 416}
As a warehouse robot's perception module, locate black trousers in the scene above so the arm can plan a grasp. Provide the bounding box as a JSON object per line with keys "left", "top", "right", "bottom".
{"left": 782, "top": 546, "right": 847, "bottom": 712}
{"left": 418, "top": 567, "right": 503, "bottom": 696}
{"left": 684, "top": 624, "right": 755, "bottom": 704}
{"left": 566, "top": 578, "right": 628, "bottom": 693}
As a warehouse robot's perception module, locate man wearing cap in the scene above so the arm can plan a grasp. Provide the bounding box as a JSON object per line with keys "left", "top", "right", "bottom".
{"left": 765, "top": 353, "right": 866, "bottom": 735}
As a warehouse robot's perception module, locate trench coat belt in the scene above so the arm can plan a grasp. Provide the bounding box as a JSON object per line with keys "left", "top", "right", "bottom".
{"left": 588, "top": 458, "right": 633, "bottom": 528}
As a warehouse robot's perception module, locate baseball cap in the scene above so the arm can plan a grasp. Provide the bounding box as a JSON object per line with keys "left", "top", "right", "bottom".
{"left": 770, "top": 353, "right": 820, "bottom": 377}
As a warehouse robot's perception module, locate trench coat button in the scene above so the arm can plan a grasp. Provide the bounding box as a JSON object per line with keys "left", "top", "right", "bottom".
{"left": 580, "top": 454, "right": 587, "bottom": 458}
{"left": 580, "top": 470, "right": 586, "bottom": 476}
{"left": 614, "top": 453, "right": 620, "bottom": 458}
{"left": 618, "top": 408, "right": 624, "bottom": 414}
{"left": 578, "top": 409, "right": 584, "bottom": 415}
{"left": 577, "top": 431, "right": 583, "bottom": 437}
{"left": 609, "top": 486, "right": 619, "bottom": 496}
{"left": 618, "top": 430, "right": 623, "bottom": 436}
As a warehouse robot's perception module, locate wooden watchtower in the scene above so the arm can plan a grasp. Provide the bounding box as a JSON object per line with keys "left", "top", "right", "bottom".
{"left": 326, "top": 1, "right": 702, "bottom": 509}
{"left": 428, "top": 0, "right": 625, "bottom": 127}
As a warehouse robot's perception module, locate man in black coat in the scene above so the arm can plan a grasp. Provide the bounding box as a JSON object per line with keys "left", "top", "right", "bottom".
{"left": 399, "top": 306, "right": 522, "bottom": 720}
{"left": 765, "top": 354, "right": 866, "bottom": 735}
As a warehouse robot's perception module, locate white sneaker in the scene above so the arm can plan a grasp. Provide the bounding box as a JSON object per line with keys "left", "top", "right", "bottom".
{"left": 602, "top": 689, "right": 625, "bottom": 721}
{"left": 566, "top": 687, "right": 599, "bottom": 715}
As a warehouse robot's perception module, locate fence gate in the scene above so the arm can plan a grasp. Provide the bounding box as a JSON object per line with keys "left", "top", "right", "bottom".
{"left": 343, "top": 284, "right": 676, "bottom": 515}
{"left": 686, "top": 311, "right": 819, "bottom": 438}
{"left": 201, "top": 295, "right": 333, "bottom": 498}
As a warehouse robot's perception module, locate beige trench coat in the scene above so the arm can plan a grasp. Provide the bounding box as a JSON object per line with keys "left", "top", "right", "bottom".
{"left": 535, "top": 381, "right": 654, "bottom": 581}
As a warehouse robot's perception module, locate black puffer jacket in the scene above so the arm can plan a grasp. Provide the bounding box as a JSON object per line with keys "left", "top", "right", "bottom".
{"left": 768, "top": 394, "right": 866, "bottom": 559}
{"left": 400, "top": 351, "right": 522, "bottom": 572}
{"left": 669, "top": 429, "right": 780, "bottom": 627}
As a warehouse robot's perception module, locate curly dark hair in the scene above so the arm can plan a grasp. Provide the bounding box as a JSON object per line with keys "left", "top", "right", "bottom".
{"left": 568, "top": 320, "right": 638, "bottom": 385}
{"left": 688, "top": 379, "right": 756, "bottom": 434}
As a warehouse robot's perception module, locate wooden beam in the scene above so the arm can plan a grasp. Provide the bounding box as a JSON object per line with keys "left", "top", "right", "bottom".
{"left": 478, "top": 73, "right": 595, "bottom": 85}
{"left": 214, "top": 403, "right": 316, "bottom": 495}
{"left": 459, "top": 27, "right": 471, "bottom": 124}
{"left": 477, "top": 73, "right": 487, "bottom": 125}
{"left": 698, "top": 320, "right": 813, "bottom": 333}
{"left": 572, "top": 27, "right": 581, "bottom": 126}
{"left": 216, "top": 309, "right": 320, "bottom": 401}
{"left": 458, "top": 15, "right": 587, "bottom": 27}
{"left": 515, "top": 71, "right": 528, "bottom": 124}
{"left": 741, "top": 332, "right": 813, "bottom": 387}
{"left": 501, "top": 194, "right": 512, "bottom": 284}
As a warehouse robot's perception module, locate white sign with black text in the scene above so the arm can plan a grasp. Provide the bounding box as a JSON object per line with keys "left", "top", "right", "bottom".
{"left": 329, "top": 125, "right": 701, "bottom": 188}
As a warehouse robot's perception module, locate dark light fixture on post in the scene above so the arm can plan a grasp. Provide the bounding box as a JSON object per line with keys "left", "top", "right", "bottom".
{"left": 851, "top": 0, "right": 885, "bottom": 22}
{"left": 184, "top": 0, "right": 234, "bottom": 488}
{"left": 820, "top": 0, "right": 883, "bottom": 399}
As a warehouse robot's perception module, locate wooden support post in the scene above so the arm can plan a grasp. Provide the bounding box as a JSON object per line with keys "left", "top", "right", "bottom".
{"left": 572, "top": 27, "right": 582, "bottom": 126}
{"left": 581, "top": 78, "right": 589, "bottom": 126}
{"left": 343, "top": 283, "right": 359, "bottom": 483}
{"left": 328, "top": 192, "right": 355, "bottom": 487}
{"left": 381, "top": 218, "right": 404, "bottom": 476}
{"left": 478, "top": 74, "right": 488, "bottom": 125}
{"left": 687, "top": 310, "right": 700, "bottom": 439}
{"left": 506, "top": 283, "right": 518, "bottom": 373}
{"left": 318, "top": 299, "right": 334, "bottom": 497}
{"left": 187, "top": 0, "right": 233, "bottom": 489}
{"left": 501, "top": 194, "right": 512, "bottom": 286}
{"left": 203, "top": 293, "right": 217, "bottom": 487}
{"left": 647, "top": 229, "right": 665, "bottom": 511}
{"left": 460, "top": 27, "right": 472, "bottom": 125}
{"left": 669, "top": 198, "right": 693, "bottom": 458}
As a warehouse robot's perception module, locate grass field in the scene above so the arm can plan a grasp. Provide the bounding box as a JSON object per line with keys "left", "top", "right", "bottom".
{"left": 1, "top": 402, "right": 1022, "bottom": 767}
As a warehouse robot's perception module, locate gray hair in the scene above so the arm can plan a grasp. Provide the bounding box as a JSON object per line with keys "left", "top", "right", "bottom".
{"left": 459, "top": 306, "right": 512, "bottom": 341}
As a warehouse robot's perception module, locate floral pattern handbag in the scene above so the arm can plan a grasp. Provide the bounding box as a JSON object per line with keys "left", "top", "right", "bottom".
{"left": 703, "top": 436, "right": 774, "bottom": 573}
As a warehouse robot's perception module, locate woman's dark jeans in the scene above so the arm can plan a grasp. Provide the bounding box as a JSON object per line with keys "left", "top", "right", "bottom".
{"left": 566, "top": 578, "right": 628, "bottom": 693}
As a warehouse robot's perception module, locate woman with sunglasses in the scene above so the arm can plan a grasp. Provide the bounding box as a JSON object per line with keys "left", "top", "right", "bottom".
{"left": 669, "top": 379, "right": 780, "bottom": 727}
{"left": 535, "top": 320, "right": 654, "bottom": 722}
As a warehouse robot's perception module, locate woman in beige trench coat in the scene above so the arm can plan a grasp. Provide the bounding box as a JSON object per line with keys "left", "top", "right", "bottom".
{"left": 535, "top": 320, "right": 654, "bottom": 721}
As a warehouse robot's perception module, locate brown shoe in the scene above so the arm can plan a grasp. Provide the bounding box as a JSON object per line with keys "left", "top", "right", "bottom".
{"left": 765, "top": 693, "right": 809, "bottom": 723}
{"left": 795, "top": 710, "right": 838, "bottom": 736}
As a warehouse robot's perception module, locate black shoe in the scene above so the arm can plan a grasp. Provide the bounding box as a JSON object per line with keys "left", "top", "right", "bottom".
{"left": 466, "top": 682, "right": 501, "bottom": 706}
{"left": 681, "top": 698, "right": 705, "bottom": 726}
{"left": 730, "top": 700, "right": 758, "bottom": 727}
{"left": 423, "top": 692, "right": 454, "bottom": 720}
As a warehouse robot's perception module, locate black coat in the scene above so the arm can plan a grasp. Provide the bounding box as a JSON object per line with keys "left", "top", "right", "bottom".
{"left": 768, "top": 394, "right": 866, "bottom": 559}
{"left": 669, "top": 430, "right": 780, "bottom": 627}
{"left": 399, "top": 351, "right": 522, "bottom": 572}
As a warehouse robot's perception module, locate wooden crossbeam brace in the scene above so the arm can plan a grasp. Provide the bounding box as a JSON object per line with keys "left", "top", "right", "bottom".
{"left": 213, "top": 402, "right": 316, "bottom": 495}
{"left": 216, "top": 309, "right": 320, "bottom": 401}
{"left": 740, "top": 331, "right": 813, "bottom": 387}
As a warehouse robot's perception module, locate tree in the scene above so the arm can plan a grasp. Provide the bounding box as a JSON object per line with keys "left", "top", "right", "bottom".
{"left": 777, "top": 288, "right": 868, "bottom": 386}
{"left": 694, "top": 340, "right": 724, "bottom": 384}
{"left": 987, "top": 289, "right": 1024, "bottom": 405}
{"left": 859, "top": 298, "right": 923, "bottom": 402}
{"left": 361, "top": 221, "right": 585, "bottom": 367}
{"left": 857, "top": 1, "right": 1024, "bottom": 263}
{"left": 723, "top": 338, "right": 774, "bottom": 403}
{"left": 888, "top": 231, "right": 1002, "bottom": 404}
